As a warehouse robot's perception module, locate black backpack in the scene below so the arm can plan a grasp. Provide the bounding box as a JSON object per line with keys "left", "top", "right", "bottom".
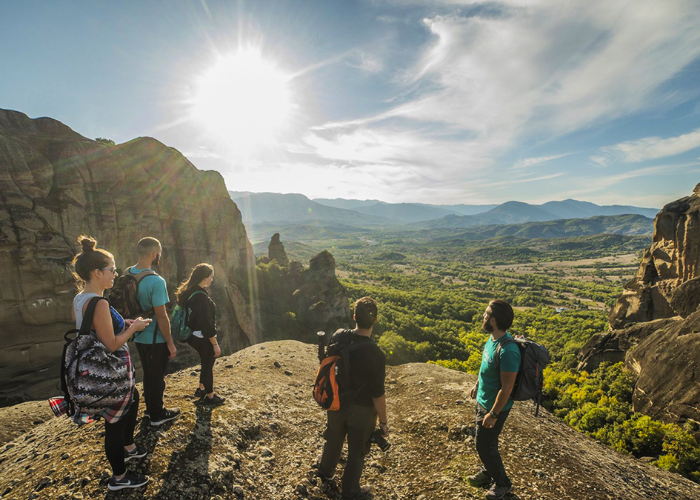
{"left": 108, "top": 266, "right": 157, "bottom": 319}
{"left": 495, "top": 336, "right": 550, "bottom": 417}
{"left": 313, "top": 329, "right": 373, "bottom": 411}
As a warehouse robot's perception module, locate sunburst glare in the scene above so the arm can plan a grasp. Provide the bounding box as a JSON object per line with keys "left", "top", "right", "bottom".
{"left": 192, "top": 50, "right": 292, "bottom": 150}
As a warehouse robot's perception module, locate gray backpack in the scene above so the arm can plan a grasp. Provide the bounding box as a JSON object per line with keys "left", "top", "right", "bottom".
{"left": 496, "top": 336, "right": 550, "bottom": 417}
{"left": 62, "top": 297, "right": 134, "bottom": 417}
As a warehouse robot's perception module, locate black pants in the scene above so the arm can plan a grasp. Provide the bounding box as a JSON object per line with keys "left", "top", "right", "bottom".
{"left": 136, "top": 342, "right": 170, "bottom": 418}
{"left": 319, "top": 404, "right": 377, "bottom": 498}
{"left": 104, "top": 389, "right": 139, "bottom": 476}
{"left": 186, "top": 335, "right": 216, "bottom": 394}
{"left": 475, "top": 403, "right": 512, "bottom": 488}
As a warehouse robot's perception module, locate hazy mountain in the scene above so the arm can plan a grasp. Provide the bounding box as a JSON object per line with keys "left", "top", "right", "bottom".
{"left": 313, "top": 198, "right": 386, "bottom": 210}
{"left": 435, "top": 203, "right": 499, "bottom": 215}
{"left": 435, "top": 214, "right": 654, "bottom": 239}
{"left": 231, "top": 192, "right": 390, "bottom": 227}
{"left": 352, "top": 202, "right": 458, "bottom": 222}
{"left": 540, "top": 199, "right": 658, "bottom": 219}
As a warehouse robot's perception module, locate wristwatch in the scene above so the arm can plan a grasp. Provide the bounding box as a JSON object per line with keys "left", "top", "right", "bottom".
{"left": 489, "top": 411, "right": 499, "bottom": 419}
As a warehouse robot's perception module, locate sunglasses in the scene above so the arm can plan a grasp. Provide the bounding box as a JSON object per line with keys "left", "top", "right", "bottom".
{"left": 101, "top": 267, "right": 118, "bottom": 274}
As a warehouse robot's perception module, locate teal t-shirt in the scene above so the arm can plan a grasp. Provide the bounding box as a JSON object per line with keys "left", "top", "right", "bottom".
{"left": 477, "top": 333, "right": 521, "bottom": 412}
{"left": 130, "top": 267, "right": 169, "bottom": 344}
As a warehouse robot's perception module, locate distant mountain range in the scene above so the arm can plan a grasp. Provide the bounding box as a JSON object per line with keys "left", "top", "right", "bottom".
{"left": 229, "top": 191, "right": 659, "bottom": 228}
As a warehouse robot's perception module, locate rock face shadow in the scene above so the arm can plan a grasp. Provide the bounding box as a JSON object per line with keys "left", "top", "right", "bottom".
{"left": 155, "top": 405, "right": 214, "bottom": 498}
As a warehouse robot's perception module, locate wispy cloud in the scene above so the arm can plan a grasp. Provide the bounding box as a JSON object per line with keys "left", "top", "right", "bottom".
{"left": 301, "top": 0, "right": 700, "bottom": 201}
{"left": 513, "top": 153, "right": 570, "bottom": 169}
{"left": 183, "top": 147, "right": 222, "bottom": 159}
{"left": 591, "top": 127, "right": 700, "bottom": 166}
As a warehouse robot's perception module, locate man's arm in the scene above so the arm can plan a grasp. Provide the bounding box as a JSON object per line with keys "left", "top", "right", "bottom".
{"left": 482, "top": 371, "right": 517, "bottom": 428}
{"left": 373, "top": 394, "right": 389, "bottom": 436}
{"left": 154, "top": 305, "right": 176, "bottom": 359}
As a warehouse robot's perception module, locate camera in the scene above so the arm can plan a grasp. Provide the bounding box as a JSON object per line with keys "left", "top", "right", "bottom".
{"left": 370, "top": 428, "right": 390, "bottom": 452}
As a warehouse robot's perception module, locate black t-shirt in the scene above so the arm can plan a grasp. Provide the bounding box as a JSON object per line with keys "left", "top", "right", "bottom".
{"left": 329, "top": 329, "right": 386, "bottom": 407}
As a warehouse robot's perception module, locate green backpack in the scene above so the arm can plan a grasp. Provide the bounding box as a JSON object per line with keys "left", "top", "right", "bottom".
{"left": 170, "top": 291, "right": 205, "bottom": 342}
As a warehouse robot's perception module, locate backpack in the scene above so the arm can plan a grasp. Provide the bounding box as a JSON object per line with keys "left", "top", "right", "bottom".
{"left": 495, "top": 335, "right": 550, "bottom": 417}
{"left": 108, "top": 266, "right": 157, "bottom": 319}
{"left": 313, "top": 329, "right": 373, "bottom": 411}
{"left": 170, "top": 290, "right": 205, "bottom": 342}
{"left": 61, "top": 297, "right": 135, "bottom": 418}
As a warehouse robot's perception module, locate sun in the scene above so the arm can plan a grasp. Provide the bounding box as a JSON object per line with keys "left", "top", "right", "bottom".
{"left": 192, "top": 50, "right": 292, "bottom": 148}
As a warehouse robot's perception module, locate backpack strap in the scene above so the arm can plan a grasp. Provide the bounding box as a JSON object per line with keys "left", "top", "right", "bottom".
{"left": 494, "top": 337, "right": 517, "bottom": 370}
{"left": 184, "top": 290, "right": 206, "bottom": 325}
{"left": 79, "top": 296, "right": 108, "bottom": 337}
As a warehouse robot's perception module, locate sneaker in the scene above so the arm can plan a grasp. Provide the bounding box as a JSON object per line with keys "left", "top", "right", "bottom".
{"left": 194, "top": 388, "right": 206, "bottom": 398}
{"left": 467, "top": 469, "right": 492, "bottom": 488}
{"left": 485, "top": 483, "right": 513, "bottom": 500}
{"left": 143, "top": 411, "right": 149, "bottom": 419}
{"left": 107, "top": 472, "right": 149, "bottom": 491}
{"left": 201, "top": 394, "right": 225, "bottom": 406}
{"left": 342, "top": 485, "right": 371, "bottom": 499}
{"left": 150, "top": 408, "right": 181, "bottom": 426}
{"left": 124, "top": 444, "right": 148, "bottom": 463}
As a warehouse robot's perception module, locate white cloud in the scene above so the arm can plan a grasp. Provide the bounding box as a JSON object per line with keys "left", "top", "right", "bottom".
{"left": 591, "top": 127, "right": 700, "bottom": 166}
{"left": 303, "top": 0, "right": 700, "bottom": 197}
{"left": 183, "top": 147, "right": 222, "bottom": 159}
{"left": 348, "top": 51, "right": 384, "bottom": 73}
{"left": 513, "top": 153, "right": 570, "bottom": 169}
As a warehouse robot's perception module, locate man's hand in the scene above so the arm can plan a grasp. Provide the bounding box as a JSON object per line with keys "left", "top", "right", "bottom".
{"left": 167, "top": 342, "right": 177, "bottom": 359}
{"left": 213, "top": 344, "right": 221, "bottom": 358}
{"left": 470, "top": 384, "right": 478, "bottom": 399}
{"left": 482, "top": 413, "right": 496, "bottom": 429}
{"left": 379, "top": 422, "right": 390, "bottom": 437}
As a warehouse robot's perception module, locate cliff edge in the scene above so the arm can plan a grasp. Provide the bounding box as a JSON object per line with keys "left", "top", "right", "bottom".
{"left": 0, "top": 341, "right": 698, "bottom": 499}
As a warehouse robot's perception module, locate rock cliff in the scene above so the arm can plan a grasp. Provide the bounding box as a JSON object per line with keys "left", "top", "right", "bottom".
{"left": 0, "top": 109, "right": 258, "bottom": 403}
{"left": 579, "top": 184, "right": 700, "bottom": 428}
{"left": 1, "top": 341, "right": 698, "bottom": 499}
{"left": 268, "top": 233, "right": 290, "bottom": 267}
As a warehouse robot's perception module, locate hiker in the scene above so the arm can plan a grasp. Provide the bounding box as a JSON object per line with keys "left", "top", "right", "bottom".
{"left": 467, "top": 299, "right": 521, "bottom": 500}
{"left": 70, "top": 236, "right": 151, "bottom": 490}
{"left": 316, "top": 297, "right": 389, "bottom": 500}
{"left": 174, "top": 263, "right": 225, "bottom": 406}
{"left": 130, "top": 237, "right": 181, "bottom": 426}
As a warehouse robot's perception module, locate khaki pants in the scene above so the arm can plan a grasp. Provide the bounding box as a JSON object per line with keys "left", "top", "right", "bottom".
{"left": 319, "top": 404, "right": 377, "bottom": 498}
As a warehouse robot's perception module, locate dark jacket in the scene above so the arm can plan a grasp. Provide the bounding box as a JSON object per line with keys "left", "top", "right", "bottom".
{"left": 185, "top": 287, "right": 217, "bottom": 339}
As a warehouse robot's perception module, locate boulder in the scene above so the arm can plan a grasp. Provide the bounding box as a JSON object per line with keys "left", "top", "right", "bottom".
{"left": 670, "top": 276, "right": 700, "bottom": 318}
{"left": 0, "top": 109, "right": 259, "bottom": 402}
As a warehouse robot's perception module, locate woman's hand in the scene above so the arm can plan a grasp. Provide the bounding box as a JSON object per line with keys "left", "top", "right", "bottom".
{"left": 131, "top": 317, "right": 151, "bottom": 332}
{"left": 213, "top": 344, "right": 221, "bottom": 358}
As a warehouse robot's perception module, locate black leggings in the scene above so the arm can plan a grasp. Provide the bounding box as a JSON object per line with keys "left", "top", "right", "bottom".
{"left": 104, "top": 389, "right": 139, "bottom": 476}
{"left": 187, "top": 336, "right": 216, "bottom": 393}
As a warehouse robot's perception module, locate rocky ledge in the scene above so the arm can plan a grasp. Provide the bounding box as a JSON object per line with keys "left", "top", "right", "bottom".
{"left": 1, "top": 341, "right": 698, "bottom": 499}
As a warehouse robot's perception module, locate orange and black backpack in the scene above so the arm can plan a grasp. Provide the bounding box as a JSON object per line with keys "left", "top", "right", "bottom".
{"left": 313, "top": 329, "right": 372, "bottom": 411}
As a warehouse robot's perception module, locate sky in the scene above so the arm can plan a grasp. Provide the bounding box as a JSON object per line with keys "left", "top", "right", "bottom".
{"left": 2, "top": 0, "right": 700, "bottom": 208}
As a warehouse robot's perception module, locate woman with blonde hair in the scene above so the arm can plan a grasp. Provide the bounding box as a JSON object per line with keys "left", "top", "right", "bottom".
{"left": 71, "top": 236, "right": 152, "bottom": 490}
{"left": 175, "top": 263, "right": 225, "bottom": 406}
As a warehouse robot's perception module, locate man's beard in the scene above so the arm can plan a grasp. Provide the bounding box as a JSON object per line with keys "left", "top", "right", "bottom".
{"left": 482, "top": 320, "right": 493, "bottom": 333}
{"left": 153, "top": 254, "right": 160, "bottom": 266}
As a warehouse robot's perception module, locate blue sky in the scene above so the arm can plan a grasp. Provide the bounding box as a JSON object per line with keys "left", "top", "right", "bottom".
{"left": 2, "top": 0, "right": 700, "bottom": 207}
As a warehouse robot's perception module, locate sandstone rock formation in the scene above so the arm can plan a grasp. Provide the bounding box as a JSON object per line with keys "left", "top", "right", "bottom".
{"left": 609, "top": 183, "right": 700, "bottom": 328}
{"left": 0, "top": 108, "right": 259, "bottom": 403}
{"left": 268, "top": 232, "right": 289, "bottom": 266}
{"left": 579, "top": 185, "right": 700, "bottom": 428}
{"left": 1, "top": 341, "right": 698, "bottom": 499}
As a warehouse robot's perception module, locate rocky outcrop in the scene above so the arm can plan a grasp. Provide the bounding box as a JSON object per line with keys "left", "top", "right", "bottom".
{"left": 1, "top": 341, "right": 698, "bottom": 499}
{"left": 579, "top": 185, "right": 700, "bottom": 428}
{"left": 268, "top": 233, "right": 289, "bottom": 266}
{"left": 293, "top": 250, "right": 351, "bottom": 331}
{"left": 609, "top": 184, "right": 700, "bottom": 328}
{"left": 0, "top": 109, "right": 259, "bottom": 403}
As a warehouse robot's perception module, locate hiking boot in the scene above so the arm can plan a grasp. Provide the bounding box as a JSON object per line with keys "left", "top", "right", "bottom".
{"left": 194, "top": 388, "right": 206, "bottom": 398}
{"left": 485, "top": 483, "right": 513, "bottom": 499}
{"left": 124, "top": 444, "right": 148, "bottom": 463}
{"left": 143, "top": 411, "right": 149, "bottom": 419}
{"left": 342, "top": 485, "right": 371, "bottom": 499}
{"left": 467, "top": 469, "right": 492, "bottom": 488}
{"left": 107, "top": 473, "right": 149, "bottom": 491}
{"left": 201, "top": 394, "right": 225, "bottom": 406}
{"left": 150, "top": 408, "right": 181, "bottom": 426}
